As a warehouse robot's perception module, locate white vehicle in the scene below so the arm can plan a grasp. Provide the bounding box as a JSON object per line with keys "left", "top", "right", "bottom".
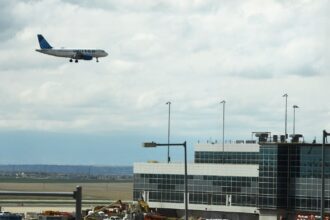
{"left": 104, "top": 216, "right": 122, "bottom": 220}
{"left": 36, "top": 34, "right": 108, "bottom": 63}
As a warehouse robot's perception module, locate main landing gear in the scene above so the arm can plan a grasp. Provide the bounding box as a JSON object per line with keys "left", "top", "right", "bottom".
{"left": 69, "top": 59, "right": 78, "bottom": 63}
{"left": 96, "top": 57, "right": 99, "bottom": 62}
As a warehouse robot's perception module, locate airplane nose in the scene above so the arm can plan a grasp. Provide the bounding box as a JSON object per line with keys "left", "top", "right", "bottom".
{"left": 105, "top": 51, "right": 108, "bottom": 56}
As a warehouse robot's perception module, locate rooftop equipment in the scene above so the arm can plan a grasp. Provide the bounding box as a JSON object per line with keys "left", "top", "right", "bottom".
{"left": 290, "top": 134, "right": 303, "bottom": 143}
{"left": 252, "top": 132, "right": 271, "bottom": 143}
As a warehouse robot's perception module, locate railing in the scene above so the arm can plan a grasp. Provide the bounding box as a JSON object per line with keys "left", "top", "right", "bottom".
{"left": 0, "top": 185, "right": 82, "bottom": 220}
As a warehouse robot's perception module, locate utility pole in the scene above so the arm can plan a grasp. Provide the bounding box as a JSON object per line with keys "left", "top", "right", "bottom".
{"left": 293, "top": 105, "right": 299, "bottom": 135}
{"left": 220, "top": 100, "right": 226, "bottom": 152}
{"left": 143, "top": 141, "right": 188, "bottom": 220}
{"left": 321, "top": 130, "right": 330, "bottom": 219}
{"left": 166, "top": 101, "right": 171, "bottom": 163}
{"left": 283, "top": 94, "right": 288, "bottom": 141}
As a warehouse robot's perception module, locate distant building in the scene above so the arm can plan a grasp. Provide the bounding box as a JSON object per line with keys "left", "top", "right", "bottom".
{"left": 133, "top": 135, "right": 330, "bottom": 220}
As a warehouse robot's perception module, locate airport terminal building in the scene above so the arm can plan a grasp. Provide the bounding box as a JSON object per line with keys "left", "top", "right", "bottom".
{"left": 133, "top": 135, "right": 330, "bottom": 220}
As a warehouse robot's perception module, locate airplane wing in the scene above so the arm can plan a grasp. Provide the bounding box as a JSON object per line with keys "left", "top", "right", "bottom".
{"left": 73, "top": 51, "right": 93, "bottom": 60}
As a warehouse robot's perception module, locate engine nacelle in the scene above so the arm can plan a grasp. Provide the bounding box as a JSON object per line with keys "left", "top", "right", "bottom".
{"left": 82, "top": 54, "right": 93, "bottom": 60}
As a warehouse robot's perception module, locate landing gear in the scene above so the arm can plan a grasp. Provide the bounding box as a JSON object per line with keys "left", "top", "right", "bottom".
{"left": 69, "top": 59, "right": 73, "bottom": 62}
{"left": 96, "top": 57, "right": 99, "bottom": 62}
{"left": 75, "top": 59, "right": 78, "bottom": 63}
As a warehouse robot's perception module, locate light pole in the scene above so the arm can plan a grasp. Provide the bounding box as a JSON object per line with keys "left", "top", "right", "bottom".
{"left": 283, "top": 94, "right": 288, "bottom": 141}
{"left": 293, "top": 105, "right": 299, "bottom": 135}
{"left": 166, "top": 101, "right": 171, "bottom": 163}
{"left": 143, "top": 141, "right": 188, "bottom": 220}
{"left": 220, "top": 100, "right": 226, "bottom": 152}
{"left": 321, "top": 130, "right": 330, "bottom": 220}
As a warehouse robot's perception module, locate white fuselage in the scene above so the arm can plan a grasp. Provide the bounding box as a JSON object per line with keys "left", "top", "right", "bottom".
{"left": 36, "top": 48, "right": 108, "bottom": 59}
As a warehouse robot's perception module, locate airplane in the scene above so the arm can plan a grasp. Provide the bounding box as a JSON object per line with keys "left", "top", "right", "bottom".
{"left": 35, "top": 34, "right": 108, "bottom": 63}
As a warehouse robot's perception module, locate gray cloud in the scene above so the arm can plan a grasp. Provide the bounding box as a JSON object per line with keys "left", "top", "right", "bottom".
{"left": 0, "top": 1, "right": 23, "bottom": 41}
{"left": 0, "top": 0, "right": 329, "bottom": 161}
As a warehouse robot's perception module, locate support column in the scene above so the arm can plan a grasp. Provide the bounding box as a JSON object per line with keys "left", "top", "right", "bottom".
{"left": 75, "top": 186, "right": 82, "bottom": 220}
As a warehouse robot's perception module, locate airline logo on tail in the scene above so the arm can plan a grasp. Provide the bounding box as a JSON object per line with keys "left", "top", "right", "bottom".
{"left": 37, "top": 34, "right": 53, "bottom": 49}
{"left": 36, "top": 34, "right": 108, "bottom": 63}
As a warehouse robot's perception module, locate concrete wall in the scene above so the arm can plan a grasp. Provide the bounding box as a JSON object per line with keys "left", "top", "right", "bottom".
{"left": 259, "top": 210, "right": 287, "bottom": 220}
{"left": 134, "top": 163, "right": 258, "bottom": 177}
{"left": 176, "top": 209, "right": 258, "bottom": 220}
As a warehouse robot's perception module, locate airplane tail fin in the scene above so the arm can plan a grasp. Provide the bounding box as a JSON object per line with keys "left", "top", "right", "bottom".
{"left": 37, "top": 34, "right": 53, "bottom": 49}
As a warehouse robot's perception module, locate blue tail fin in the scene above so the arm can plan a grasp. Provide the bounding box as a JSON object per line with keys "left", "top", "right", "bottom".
{"left": 37, "top": 34, "right": 52, "bottom": 49}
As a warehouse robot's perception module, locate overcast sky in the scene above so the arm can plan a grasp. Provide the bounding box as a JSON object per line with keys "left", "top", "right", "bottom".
{"left": 0, "top": 0, "right": 329, "bottom": 165}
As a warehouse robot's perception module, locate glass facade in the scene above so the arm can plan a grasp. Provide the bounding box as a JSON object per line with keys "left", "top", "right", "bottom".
{"left": 259, "top": 144, "right": 330, "bottom": 212}
{"left": 133, "top": 142, "right": 330, "bottom": 214}
{"left": 134, "top": 174, "right": 184, "bottom": 203}
{"left": 258, "top": 144, "right": 287, "bottom": 209}
{"left": 134, "top": 173, "right": 258, "bottom": 207}
{"left": 195, "top": 151, "right": 259, "bottom": 164}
